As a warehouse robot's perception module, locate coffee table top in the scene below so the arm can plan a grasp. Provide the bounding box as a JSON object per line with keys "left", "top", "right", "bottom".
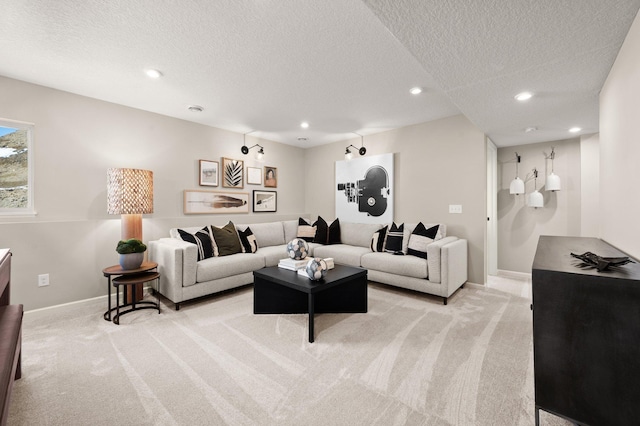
{"left": 254, "top": 264, "right": 367, "bottom": 294}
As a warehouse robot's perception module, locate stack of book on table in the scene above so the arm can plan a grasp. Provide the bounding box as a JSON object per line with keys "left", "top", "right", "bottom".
{"left": 278, "top": 258, "right": 308, "bottom": 271}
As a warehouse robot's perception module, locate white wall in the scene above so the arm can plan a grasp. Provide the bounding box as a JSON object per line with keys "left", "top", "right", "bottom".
{"left": 304, "top": 115, "right": 487, "bottom": 285}
{"left": 580, "top": 133, "right": 600, "bottom": 237}
{"left": 600, "top": 12, "right": 640, "bottom": 260}
{"left": 0, "top": 76, "right": 306, "bottom": 310}
{"left": 497, "top": 139, "right": 582, "bottom": 273}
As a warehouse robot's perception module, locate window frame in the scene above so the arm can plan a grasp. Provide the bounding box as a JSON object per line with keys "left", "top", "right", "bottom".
{"left": 0, "top": 118, "right": 35, "bottom": 216}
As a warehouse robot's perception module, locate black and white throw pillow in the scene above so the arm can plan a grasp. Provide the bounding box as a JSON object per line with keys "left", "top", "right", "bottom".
{"left": 407, "top": 223, "right": 440, "bottom": 259}
{"left": 371, "top": 226, "right": 388, "bottom": 252}
{"left": 177, "top": 227, "right": 216, "bottom": 261}
{"left": 297, "top": 218, "right": 316, "bottom": 242}
{"left": 384, "top": 223, "right": 404, "bottom": 255}
{"left": 238, "top": 226, "right": 258, "bottom": 253}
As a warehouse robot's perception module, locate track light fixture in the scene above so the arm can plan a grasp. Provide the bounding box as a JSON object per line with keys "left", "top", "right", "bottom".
{"left": 344, "top": 133, "right": 367, "bottom": 160}
{"left": 241, "top": 132, "right": 264, "bottom": 160}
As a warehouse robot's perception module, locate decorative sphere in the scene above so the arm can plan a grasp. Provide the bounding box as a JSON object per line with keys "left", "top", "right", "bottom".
{"left": 305, "top": 257, "right": 328, "bottom": 281}
{"left": 286, "top": 238, "right": 309, "bottom": 260}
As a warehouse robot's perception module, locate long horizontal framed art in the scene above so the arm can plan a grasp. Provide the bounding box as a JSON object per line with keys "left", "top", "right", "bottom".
{"left": 184, "top": 190, "right": 249, "bottom": 214}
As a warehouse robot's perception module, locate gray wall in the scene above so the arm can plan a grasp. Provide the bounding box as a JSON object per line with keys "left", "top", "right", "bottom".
{"left": 600, "top": 11, "right": 640, "bottom": 260}
{"left": 304, "top": 115, "right": 487, "bottom": 285}
{"left": 497, "top": 139, "right": 582, "bottom": 273}
{"left": 0, "top": 76, "right": 306, "bottom": 310}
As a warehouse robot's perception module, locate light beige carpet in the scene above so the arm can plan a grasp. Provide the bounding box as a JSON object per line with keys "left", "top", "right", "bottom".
{"left": 8, "top": 283, "right": 570, "bottom": 425}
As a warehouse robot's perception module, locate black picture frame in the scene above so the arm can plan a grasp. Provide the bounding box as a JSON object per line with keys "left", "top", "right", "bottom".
{"left": 253, "top": 190, "right": 277, "bottom": 212}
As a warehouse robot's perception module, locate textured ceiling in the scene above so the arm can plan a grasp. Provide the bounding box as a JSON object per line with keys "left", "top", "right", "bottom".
{"left": 1, "top": 1, "right": 639, "bottom": 148}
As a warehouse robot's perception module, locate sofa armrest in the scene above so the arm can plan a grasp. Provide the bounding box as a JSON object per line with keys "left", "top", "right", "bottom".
{"left": 148, "top": 238, "right": 197, "bottom": 300}
{"left": 426, "top": 236, "right": 458, "bottom": 283}
{"left": 441, "top": 238, "right": 468, "bottom": 296}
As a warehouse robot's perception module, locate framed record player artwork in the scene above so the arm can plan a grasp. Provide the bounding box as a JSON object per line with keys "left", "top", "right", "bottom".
{"left": 335, "top": 153, "right": 393, "bottom": 224}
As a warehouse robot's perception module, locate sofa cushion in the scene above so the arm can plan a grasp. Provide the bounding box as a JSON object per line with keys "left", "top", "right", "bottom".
{"left": 256, "top": 245, "right": 289, "bottom": 267}
{"left": 283, "top": 219, "right": 299, "bottom": 243}
{"left": 313, "top": 244, "right": 371, "bottom": 268}
{"left": 296, "top": 217, "right": 316, "bottom": 242}
{"left": 249, "top": 222, "right": 285, "bottom": 247}
{"left": 238, "top": 227, "right": 258, "bottom": 253}
{"left": 340, "top": 222, "right": 382, "bottom": 248}
{"left": 177, "top": 227, "right": 216, "bottom": 260}
{"left": 210, "top": 222, "right": 243, "bottom": 256}
{"left": 407, "top": 223, "right": 441, "bottom": 259}
{"left": 196, "top": 253, "right": 266, "bottom": 282}
{"left": 370, "top": 225, "right": 388, "bottom": 252}
{"left": 384, "top": 222, "right": 404, "bottom": 254}
{"left": 361, "top": 252, "right": 428, "bottom": 279}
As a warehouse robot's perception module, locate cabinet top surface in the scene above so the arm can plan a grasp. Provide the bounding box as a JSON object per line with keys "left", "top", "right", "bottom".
{"left": 533, "top": 236, "right": 640, "bottom": 279}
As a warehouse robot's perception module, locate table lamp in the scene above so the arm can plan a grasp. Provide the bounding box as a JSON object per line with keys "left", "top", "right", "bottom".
{"left": 107, "top": 168, "right": 154, "bottom": 241}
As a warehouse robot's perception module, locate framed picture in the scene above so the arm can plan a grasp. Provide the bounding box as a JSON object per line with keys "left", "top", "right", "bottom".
{"left": 222, "top": 157, "right": 244, "bottom": 188}
{"left": 246, "top": 167, "right": 262, "bottom": 185}
{"left": 198, "top": 160, "right": 218, "bottom": 186}
{"left": 253, "top": 190, "right": 277, "bottom": 212}
{"left": 184, "top": 190, "right": 249, "bottom": 214}
{"left": 264, "top": 166, "right": 277, "bottom": 188}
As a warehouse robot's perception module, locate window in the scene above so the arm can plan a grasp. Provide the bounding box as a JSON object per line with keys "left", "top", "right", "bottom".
{"left": 0, "top": 119, "right": 34, "bottom": 215}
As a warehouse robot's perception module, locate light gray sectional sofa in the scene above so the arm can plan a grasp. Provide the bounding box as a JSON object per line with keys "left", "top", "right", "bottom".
{"left": 148, "top": 219, "right": 468, "bottom": 309}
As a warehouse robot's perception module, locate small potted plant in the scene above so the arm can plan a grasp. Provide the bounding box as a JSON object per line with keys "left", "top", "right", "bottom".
{"left": 116, "top": 238, "right": 147, "bottom": 270}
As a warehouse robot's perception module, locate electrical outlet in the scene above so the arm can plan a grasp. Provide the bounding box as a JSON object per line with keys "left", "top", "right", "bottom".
{"left": 38, "top": 273, "right": 49, "bottom": 287}
{"left": 449, "top": 204, "right": 463, "bottom": 214}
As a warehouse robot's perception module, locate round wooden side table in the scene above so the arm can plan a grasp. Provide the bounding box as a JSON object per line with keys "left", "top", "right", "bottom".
{"left": 102, "top": 262, "right": 159, "bottom": 323}
{"left": 112, "top": 272, "right": 161, "bottom": 325}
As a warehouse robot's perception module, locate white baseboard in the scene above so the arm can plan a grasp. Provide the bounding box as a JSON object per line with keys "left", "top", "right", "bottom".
{"left": 496, "top": 269, "right": 532, "bottom": 281}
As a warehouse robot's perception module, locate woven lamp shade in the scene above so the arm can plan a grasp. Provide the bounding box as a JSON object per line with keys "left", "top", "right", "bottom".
{"left": 107, "top": 168, "right": 154, "bottom": 214}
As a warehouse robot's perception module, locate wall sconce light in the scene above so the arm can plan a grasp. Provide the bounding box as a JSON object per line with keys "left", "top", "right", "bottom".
{"left": 241, "top": 132, "right": 264, "bottom": 160}
{"left": 345, "top": 133, "right": 367, "bottom": 160}
{"left": 527, "top": 168, "right": 544, "bottom": 208}
{"left": 509, "top": 152, "right": 525, "bottom": 194}
{"left": 546, "top": 147, "right": 561, "bottom": 191}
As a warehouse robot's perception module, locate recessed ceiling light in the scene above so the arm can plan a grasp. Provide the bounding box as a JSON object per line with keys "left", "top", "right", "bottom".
{"left": 300, "top": 122, "right": 309, "bottom": 129}
{"left": 525, "top": 127, "right": 538, "bottom": 133}
{"left": 515, "top": 92, "right": 533, "bottom": 101}
{"left": 410, "top": 87, "right": 423, "bottom": 95}
{"left": 569, "top": 127, "right": 581, "bottom": 133}
{"left": 145, "top": 69, "right": 163, "bottom": 78}
{"left": 188, "top": 105, "right": 203, "bottom": 112}
{"left": 297, "top": 137, "right": 308, "bottom": 141}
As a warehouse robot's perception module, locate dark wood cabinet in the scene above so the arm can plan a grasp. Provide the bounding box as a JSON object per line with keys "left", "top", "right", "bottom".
{"left": 532, "top": 236, "right": 640, "bottom": 426}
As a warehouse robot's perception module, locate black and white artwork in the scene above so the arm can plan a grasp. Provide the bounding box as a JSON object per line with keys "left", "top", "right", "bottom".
{"left": 335, "top": 153, "right": 393, "bottom": 224}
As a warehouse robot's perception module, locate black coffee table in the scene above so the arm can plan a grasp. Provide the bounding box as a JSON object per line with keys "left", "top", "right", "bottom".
{"left": 253, "top": 264, "right": 367, "bottom": 343}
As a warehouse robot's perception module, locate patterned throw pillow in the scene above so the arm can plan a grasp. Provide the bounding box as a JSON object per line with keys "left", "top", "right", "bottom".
{"left": 177, "top": 227, "right": 216, "bottom": 261}
{"left": 210, "top": 221, "right": 243, "bottom": 256}
{"left": 384, "top": 222, "right": 404, "bottom": 255}
{"left": 238, "top": 227, "right": 258, "bottom": 253}
{"left": 370, "top": 226, "right": 388, "bottom": 252}
{"left": 407, "top": 223, "right": 441, "bottom": 259}
{"left": 297, "top": 218, "right": 316, "bottom": 242}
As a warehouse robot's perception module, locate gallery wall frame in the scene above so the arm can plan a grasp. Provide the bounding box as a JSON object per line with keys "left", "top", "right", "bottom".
{"left": 253, "top": 190, "right": 277, "bottom": 212}
{"left": 222, "top": 157, "right": 244, "bottom": 188}
{"left": 264, "top": 166, "right": 277, "bottom": 188}
{"left": 198, "top": 159, "right": 218, "bottom": 186}
{"left": 246, "top": 167, "right": 262, "bottom": 185}
{"left": 184, "top": 190, "right": 249, "bottom": 214}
